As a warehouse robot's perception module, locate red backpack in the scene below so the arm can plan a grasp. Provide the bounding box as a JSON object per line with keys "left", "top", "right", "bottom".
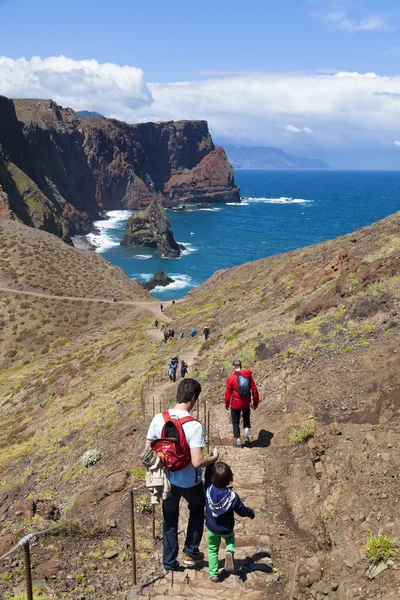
{"left": 151, "top": 411, "right": 197, "bottom": 471}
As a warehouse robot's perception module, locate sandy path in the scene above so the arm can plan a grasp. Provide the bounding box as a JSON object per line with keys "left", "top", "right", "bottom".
{"left": 0, "top": 286, "right": 171, "bottom": 319}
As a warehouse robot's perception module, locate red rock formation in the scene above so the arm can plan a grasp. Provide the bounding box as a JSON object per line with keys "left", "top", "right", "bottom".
{"left": 0, "top": 96, "right": 240, "bottom": 241}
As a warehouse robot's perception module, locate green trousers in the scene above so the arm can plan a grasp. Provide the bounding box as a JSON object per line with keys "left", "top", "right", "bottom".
{"left": 207, "top": 529, "right": 235, "bottom": 578}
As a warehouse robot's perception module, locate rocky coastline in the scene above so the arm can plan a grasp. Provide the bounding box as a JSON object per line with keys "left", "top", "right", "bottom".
{"left": 0, "top": 95, "right": 240, "bottom": 242}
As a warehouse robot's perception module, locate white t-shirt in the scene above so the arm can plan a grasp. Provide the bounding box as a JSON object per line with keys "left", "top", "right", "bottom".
{"left": 146, "top": 409, "right": 204, "bottom": 488}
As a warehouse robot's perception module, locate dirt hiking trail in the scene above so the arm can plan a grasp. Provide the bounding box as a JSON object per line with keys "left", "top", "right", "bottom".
{"left": 134, "top": 362, "right": 309, "bottom": 600}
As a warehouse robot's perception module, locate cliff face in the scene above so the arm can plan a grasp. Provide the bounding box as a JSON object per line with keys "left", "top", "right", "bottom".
{"left": 121, "top": 201, "right": 182, "bottom": 258}
{"left": 0, "top": 96, "right": 240, "bottom": 241}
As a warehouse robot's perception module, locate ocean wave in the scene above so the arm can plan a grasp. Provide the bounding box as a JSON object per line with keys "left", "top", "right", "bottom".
{"left": 86, "top": 231, "right": 119, "bottom": 252}
{"left": 227, "top": 202, "right": 249, "bottom": 206}
{"left": 178, "top": 242, "right": 197, "bottom": 254}
{"left": 87, "top": 209, "right": 134, "bottom": 253}
{"left": 133, "top": 254, "right": 152, "bottom": 260}
{"left": 244, "top": 196, "right": 312, "bottom": 204}
{"left": 136, "top": 273, "right": 153, "bottom": 281}
{"left": 95, "top": 210, "right": 134, "bottom": 228}
{"left": 151, "top": 274, "right": 195, "bottom": 293}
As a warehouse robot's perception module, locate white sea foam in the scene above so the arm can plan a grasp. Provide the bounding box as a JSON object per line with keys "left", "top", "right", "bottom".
{"left": 137, "top": 273, "right": 153, "bottom": 281}
{"left": 178, "top": 242, "right": 197, "bottom": 254}
{"left": 190, "top": 232, "right": 195, "bottom": 235}
{"left": 244, "top": 196, "right": 312, "bottom": 204}
{"left": 227, "top": 201, "right": 249, "bottom": 206}
{"left": 133, "top": 254, "right": 152, "bottom": 260}
{"left": 86, "top": 209, "right": 134, "bottom": 253}
{"left": 151, "top": 274, "right": 194, "bottom": 293}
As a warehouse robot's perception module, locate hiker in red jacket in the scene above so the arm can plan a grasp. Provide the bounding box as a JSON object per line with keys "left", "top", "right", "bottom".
{"left": 225, "top": 360, "right": 259, "bottom": 448}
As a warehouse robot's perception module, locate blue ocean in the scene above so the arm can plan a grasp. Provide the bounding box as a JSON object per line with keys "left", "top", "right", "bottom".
{"left": 85, "top": 170, "right": 400, "bottom": 300}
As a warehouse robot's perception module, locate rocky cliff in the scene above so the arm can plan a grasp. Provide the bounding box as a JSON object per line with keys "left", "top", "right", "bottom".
{"left": 0, "top": 96, "right": 240, "bottom": 241}
{"left": 121, "top": 201, "right": 182, "bottom": 258}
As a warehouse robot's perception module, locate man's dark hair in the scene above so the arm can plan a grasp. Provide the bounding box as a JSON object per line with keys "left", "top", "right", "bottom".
{"left": 176, "top": 378, "right": 201, "bottom": 404}
{"left": 232, "top": 360, "right": 242, "bottom": 369}
{"left": 211, "top": 462, "right": 233, "bottom": 488}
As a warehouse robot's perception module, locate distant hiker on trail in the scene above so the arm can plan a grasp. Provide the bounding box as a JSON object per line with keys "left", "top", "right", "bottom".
{"left": 155, "top": 319, "right": 159, "bottom": 329}
{"left": 181, "top": 360, "right": 188, "bottom": 378}
{"left": 172, "top": 300, "right": 176, "bottom": 304}
{"left": 161, "top": 320, "right": 165, "bottom": 330}
{"left": 204, "top": 462, "right": 255, "bottom": 582}
{"left": 179, "top": 332, "right": 184, "bottom": 339}
{"left": 203, "top": 326, "right": 210, "bottom": 341}
{"left": 164, "top": 330, "right": 169, "bottom": 344}
{"left": 170, "top": 328, "right": 175, "bottom": 338}
{"left": 190, "top": 329, "right": 197, "bottom": 338}
{"left": 145, "top": 378, "right": 219, "bottom": 572}
{"left": 225, "top": 360, "right": 259, "bottom": 448}
{"left": 160, "top": 303, "right": 164, "bottom": 312}
{"left": 168, "top": 355, "right": 179, "bottom": 382}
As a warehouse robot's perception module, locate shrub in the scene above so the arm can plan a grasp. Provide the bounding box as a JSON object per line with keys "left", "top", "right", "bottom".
{"left": 341, "top": 346, "right": 353, "bottom": 354}
{"left": 130, "top": 469, "right": 146, "bottom": 479}
{"left": 81, "top": 449, "right": 101, "bottom": 468}
{"left": 290, "top": 420, "right": 315, "bottom": 444}
{"left": 365, "top": 533, "right": 396, "bottom": 564}
{"left": 136, "top": 495, "right": 152, "bottom": 515}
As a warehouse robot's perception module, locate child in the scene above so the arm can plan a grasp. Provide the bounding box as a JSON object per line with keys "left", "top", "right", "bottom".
{"left": 181, "top": 360, "right": 188, "bottom": 378}
{"left": 204, "top": 462, "right": 255, "bottom": 582}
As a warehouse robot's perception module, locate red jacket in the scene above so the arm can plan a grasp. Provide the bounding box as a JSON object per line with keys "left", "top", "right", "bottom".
{"left": 225, "top": 369, "right": 259, "bottom": 410}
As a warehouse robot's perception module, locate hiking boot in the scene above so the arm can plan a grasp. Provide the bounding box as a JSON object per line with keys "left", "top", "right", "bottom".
{"left": 244, "top": 433, "right": 251, "bottom": 444}
{"left": 183, "top": 551, "right": 204, "bottom": 566}
{"left": 224, "top": 550, "right": 235, "bottom": 573}
{"left": 210, "top": 576, "right": 221, "bottom": 583}
{"left": 233, "top": 439, "right": 242, "bottom": 448}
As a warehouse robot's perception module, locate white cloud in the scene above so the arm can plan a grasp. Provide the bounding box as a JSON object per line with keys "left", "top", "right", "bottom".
{"left": 284, "top": 124, "right": 302, "bottom": 133}
{"left": 4, "top": 56, "right": 400, "bottom": 157}
{"left": 0, "top": 55, "right": 153, "bottom": 116}
{"left": 393, "top": 141, "right": 400, "bottom": 147}
{"left": 323, "top": 11, "right": 390, "bottom": 32}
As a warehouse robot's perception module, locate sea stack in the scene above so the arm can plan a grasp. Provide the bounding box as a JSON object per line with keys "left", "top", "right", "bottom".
{"left": 121, "top": 202, "right": 183, "bottom": 258}
{"left": 141, "top": 270, "right": 175, "bottom": 290}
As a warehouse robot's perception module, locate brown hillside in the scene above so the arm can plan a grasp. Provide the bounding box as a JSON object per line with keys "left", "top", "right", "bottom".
{"left": 0, "top": 213, "right": 400, "bottom": 599}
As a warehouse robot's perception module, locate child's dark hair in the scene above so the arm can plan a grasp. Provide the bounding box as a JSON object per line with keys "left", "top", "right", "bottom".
{"left": 211, "top": 462, "right": 233, "bottom": 488}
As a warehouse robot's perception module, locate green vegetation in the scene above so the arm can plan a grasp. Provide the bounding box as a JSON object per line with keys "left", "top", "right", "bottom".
{"left": 290, "top": 421, "right": 316, "bottom": 444}
{"left": 365, "top": 533, "right": 396, "bottom": 564}
{"left": 136, "top": 495, "right": 152, "bottom": 515}
{"left": 341, "top": 346, "right": 353, "bottom": 354}
{"left": 130, "top": 469, "right": 146, "bottom": 479}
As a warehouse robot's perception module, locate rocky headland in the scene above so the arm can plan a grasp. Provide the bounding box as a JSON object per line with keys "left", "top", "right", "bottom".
{"left": 0, "top": 95, "right": 240, "bottom": 242}
{"left": 121, "top": 202, "right": 183, "bottom": 258}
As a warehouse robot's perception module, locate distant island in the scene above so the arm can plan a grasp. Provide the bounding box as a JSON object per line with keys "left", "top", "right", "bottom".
{"left": 225, "top": 145, "right": 330, "bottom": 170}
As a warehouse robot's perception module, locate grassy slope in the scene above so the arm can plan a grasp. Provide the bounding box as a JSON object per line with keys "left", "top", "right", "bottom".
{"left": 0, "top": 214, "right": 400, "bottom": 597}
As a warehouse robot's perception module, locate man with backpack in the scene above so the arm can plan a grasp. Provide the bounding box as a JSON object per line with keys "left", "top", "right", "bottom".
{"left": 146, "top": 379, "right": 219, "bottom": 572}
{"left": 168, "top": 355, "right": 178, "bottom": 382}
{"left": 203, "top": 326, "right": 210, "bottom": 341}
{"left": 224, "top": 360, "right": 259, "bottom": 448}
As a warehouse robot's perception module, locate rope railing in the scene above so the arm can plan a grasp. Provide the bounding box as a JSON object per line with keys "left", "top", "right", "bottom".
{"left": 0, "top": 386, "right": 213, "bottom": 600}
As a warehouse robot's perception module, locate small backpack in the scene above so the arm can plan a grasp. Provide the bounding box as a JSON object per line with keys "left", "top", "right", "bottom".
{"left": 236, "top": 373, "right": 251, "bottom": 397}
{"left": 151, "top": 411, "right": 197, "bottom": 471}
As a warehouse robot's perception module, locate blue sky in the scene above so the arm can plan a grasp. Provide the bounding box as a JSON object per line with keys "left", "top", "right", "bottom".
{"left": 1, "top": 0, "right": 400, "bottom": 167}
